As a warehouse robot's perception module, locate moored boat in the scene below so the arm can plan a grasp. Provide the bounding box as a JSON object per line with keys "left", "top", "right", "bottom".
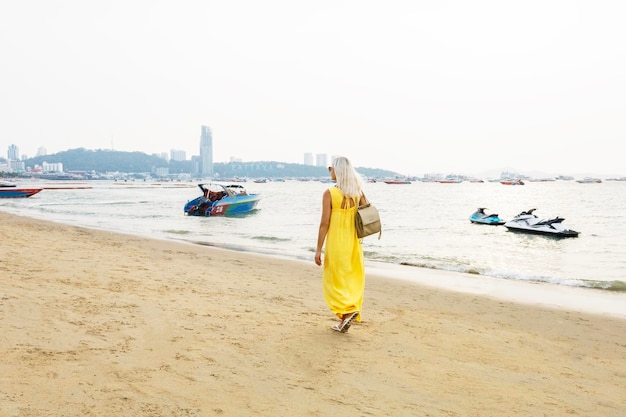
{"left": 500, "top": 179, "right": 525, "bottom": 185}
{"left": 576, "top": 177, "right": 602, "bottom": 183}
{"left": 383, "top": 179, "right": 411, "bottom": 184}
{"left": 184, "top": 183, "right": 261, "bottom": 216}
{"left": 0, "top": 187, "right": 43, "bottom": 198}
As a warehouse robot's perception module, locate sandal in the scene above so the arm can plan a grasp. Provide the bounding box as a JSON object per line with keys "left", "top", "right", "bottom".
{"left": 330, "top": 311, "right": 359, "bottom": 333}
{"left": 339, "top": 311, "right": 359, "bottom": 333}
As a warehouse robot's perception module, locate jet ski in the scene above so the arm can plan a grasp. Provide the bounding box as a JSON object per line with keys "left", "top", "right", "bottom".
{"left": 504, "top": 209, "right": 579, "bottom": 238}
{"left": 469, "top": 208, "right": 506, "bottom": 225}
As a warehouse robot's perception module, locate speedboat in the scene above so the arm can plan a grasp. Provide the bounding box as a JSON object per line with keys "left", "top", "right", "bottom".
{"left": 504, "top": 208, "right": 579, "bottom": 238}
{"left": 469, "top": 208, "right": 505, "bottom": 225}
{"left": 0, "top": 187, "right": 42, "bottom": 198}
{"left": 184, "top": 183, "right": 261, "bottom": 216}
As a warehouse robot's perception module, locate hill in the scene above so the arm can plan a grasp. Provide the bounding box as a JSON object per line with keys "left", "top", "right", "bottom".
{"left": 17, "top": 148, "right": 400, "bottom": 179}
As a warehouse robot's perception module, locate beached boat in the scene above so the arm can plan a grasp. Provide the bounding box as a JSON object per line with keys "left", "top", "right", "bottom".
{"left": 184, "top": 183, "right": 261, "bottom": 216}
{"left": 0, "top": 187, "right": 43, "bottom": 198}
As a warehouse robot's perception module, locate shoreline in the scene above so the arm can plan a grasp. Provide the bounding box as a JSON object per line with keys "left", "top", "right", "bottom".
{"left": 2, "top": 211, "right": 626, "bottom": 416}
{"left": 182, "top": 237, "right": 626, "bottom": 319}
{"left": 5, "top": 206, "right": 626, "bottom": 319}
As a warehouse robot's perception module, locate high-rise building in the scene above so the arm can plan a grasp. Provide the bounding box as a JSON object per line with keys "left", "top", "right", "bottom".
{"left": 170, "top": 149, "right": 186, "bottom": 161}
{"left": 7, "top": 144, "right": 19, "bottom": 161}
{"left": 303, "top": 152, "right": 314, "bottom": 166}
{"left": 316, "top": 153, "right": 329, "bottom": 167}
{"left": 200, "top": 125, "right": 213, "bottom": 177}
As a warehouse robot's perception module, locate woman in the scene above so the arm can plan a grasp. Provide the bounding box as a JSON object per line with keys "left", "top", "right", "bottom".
{"left": 315, "top": 156, "right": 367, "bottom": 333}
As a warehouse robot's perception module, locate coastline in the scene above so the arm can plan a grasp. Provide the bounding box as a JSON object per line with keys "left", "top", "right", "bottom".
{"left": 2, "top": 211, "right": 625, "bottom": 416}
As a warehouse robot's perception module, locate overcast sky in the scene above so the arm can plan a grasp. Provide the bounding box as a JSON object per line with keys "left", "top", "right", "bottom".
{"left": 1, "top": 1, "right": 625, "bottom": 177}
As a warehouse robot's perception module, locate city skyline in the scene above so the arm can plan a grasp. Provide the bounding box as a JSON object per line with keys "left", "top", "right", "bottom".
{"left": 1, "top": 139, "right": 622, "bottom": 180}
{"left": 3, "top": 142, "right": 333, "bottom": 169}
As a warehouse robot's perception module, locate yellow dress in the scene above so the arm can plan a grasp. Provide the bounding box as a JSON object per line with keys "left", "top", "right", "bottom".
{"left": 322, "top": 186, "right": 364, "bottom": 321}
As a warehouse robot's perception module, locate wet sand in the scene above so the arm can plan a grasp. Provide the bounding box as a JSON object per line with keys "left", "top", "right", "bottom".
{"left": 1, "top": 211, "right": 625, "bottom": 417}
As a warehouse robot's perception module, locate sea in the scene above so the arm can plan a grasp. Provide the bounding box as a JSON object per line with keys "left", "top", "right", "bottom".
{"left": 2, "top": 178, "right": 625, "bottom": 318}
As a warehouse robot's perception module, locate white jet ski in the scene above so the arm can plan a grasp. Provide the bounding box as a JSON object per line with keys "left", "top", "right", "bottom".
{"left": 504, "top": 209, "right": 579, "bottom": 238}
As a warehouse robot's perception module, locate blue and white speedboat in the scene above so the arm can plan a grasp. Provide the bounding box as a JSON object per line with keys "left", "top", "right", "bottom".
{"left": 469, "top": 208, "right": 505, "bottom": 225}
{"left": 184, "top": 183, "right": 261, "bottom": 216}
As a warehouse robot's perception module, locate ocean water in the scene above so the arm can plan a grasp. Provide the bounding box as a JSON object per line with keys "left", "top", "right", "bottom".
{"left": 3, "top": 179, "right": 625, "bottom": 317}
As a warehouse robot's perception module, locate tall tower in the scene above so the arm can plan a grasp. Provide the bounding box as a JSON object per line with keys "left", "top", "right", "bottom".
{"left": 7, "top": 144, "right": 19, "bottom": 160}
{"left": 200, "top": 125, "right": 213, "bottom": 177}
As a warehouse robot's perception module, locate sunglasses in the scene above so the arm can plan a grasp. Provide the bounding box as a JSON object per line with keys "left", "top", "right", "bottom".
{"left": 328, "top": 166, "right": 332, "bottom": 172}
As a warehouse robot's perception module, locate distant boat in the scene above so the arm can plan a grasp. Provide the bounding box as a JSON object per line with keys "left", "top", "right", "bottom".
{"left": 576, "top": 177, "right": 602, "bottom": 183}
{"left": 384, "top": 179, "right": 411, "bottom": 184}
{"left": 500, "top": 179, "right": 525, "bottom": 185}
{"left": 437, "top": 179, "right": 462, "bottom": 184}
{"left": 0, "top": 187, "right": 43, "bottom": 198}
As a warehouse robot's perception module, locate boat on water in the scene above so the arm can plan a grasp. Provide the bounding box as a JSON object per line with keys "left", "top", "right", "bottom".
{"left": 469, "top": 208, "right": 506, "bottom": 225}
{"left": 503, "top": 208, "right": 579, "bottom": 238}
{"left": 0, "top": 187, "right": 43, "bottom": 198}
{"left": 576, "top": 177, "right": 602, "bottom": 183}
{"left": 184, "top": 183, "right": 261, "bottom": 216}
{"left": 383, "top": 179, "right": 411, "bottom": 184}
{"left": 500, "top": 179, "right": 525, "bottom": 185}
{"left": 0, "top": 181, "right": 17, "bottom": 187}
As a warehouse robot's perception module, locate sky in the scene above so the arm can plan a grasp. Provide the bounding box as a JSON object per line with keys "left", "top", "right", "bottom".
{"left": 1, "top": 1, "right": 625, "bottom": 177}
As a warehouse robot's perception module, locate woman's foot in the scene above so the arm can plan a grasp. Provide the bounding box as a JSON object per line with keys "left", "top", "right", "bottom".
{"left": 339, "top": 311, "right": 359, "bottom": 333}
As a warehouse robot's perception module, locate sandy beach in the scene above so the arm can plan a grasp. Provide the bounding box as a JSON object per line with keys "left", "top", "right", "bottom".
{"left": 1, "top": 211, "right": 625, "bottom": 417}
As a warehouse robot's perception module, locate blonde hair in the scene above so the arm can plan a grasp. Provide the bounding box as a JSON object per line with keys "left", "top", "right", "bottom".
{"left": 331, "top": 156, "right": 364, "bottom": 198}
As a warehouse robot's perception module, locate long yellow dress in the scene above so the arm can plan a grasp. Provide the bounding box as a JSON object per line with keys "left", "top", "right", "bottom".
{"left": 322, "top": 186, "right": 364, "bottom": 321}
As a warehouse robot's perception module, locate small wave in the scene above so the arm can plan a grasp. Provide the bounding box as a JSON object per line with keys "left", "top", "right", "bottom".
{"left": 164, "top": 229, "right": 191, "bottom": 235}
{"left": 582, "top": 279, "right": 626, "bottom": 292}
{"left": 390, "top": 261, "right": 626, "bottom": 293}
{"left": 251, "top": 235, "right": 291, "bottom": 243}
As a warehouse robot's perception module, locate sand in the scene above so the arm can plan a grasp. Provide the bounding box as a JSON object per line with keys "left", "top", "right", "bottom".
{"left": 1, "top": 211, "right": 625, "bottom": 417}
